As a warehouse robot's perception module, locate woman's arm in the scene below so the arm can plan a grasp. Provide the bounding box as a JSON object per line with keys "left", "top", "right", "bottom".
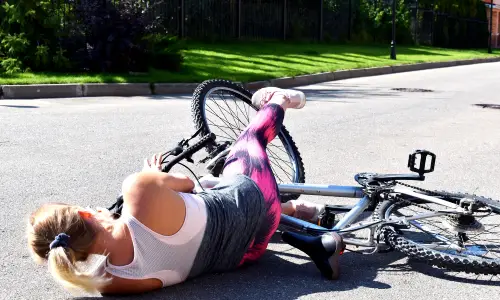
{"left": 123, "top": 171, "right": 195, "bottom": 194}
{"left": 124, "top": 152, "right": 195, "bottom": 193}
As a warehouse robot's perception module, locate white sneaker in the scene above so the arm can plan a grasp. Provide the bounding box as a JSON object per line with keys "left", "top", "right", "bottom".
{"left": 251, "top": 87, "right": 306, "bottom": 109}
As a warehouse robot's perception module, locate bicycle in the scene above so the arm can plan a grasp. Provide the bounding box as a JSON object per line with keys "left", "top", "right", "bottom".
{"left": 109, "top": 79, "right": 500, "bottom": 278}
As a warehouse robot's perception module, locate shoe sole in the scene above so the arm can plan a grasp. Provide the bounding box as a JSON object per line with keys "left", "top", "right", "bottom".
{"left": 327, "top": 233, "right": 345, "bottom": 280}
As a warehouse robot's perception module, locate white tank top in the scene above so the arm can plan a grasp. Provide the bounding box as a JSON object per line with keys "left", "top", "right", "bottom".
{"left": 105, "top": 192, "right": 208, "bottom": 287}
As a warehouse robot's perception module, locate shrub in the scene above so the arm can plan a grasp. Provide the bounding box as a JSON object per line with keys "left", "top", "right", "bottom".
{"left": 143, "top": 34, "right": 185, "bottom": 72}
{"left": 352, "top": 0, "right": 414, "bottom": 45}
{"left": 0, "top": 0, "right": 185, "bottom": 74}
{"left": 0, "top": 57, "right": 23, "bottom": 74}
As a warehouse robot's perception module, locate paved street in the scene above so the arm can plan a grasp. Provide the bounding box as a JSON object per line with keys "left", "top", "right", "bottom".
{"left": 1, "top": 62, "right": 500, "bottom": 300}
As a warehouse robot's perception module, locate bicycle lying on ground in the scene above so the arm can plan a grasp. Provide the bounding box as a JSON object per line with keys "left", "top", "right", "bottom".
{"left": 109, "top": 79, "right": 500, "bottom": 277}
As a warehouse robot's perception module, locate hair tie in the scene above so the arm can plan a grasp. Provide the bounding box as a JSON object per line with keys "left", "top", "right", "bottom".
{"left": 49, "top": 233, "right": 70, "bottom": 250}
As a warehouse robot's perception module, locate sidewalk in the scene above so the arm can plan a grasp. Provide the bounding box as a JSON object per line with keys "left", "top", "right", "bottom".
{"left": 1, "top": 57, "right": 499, "bottom": 99}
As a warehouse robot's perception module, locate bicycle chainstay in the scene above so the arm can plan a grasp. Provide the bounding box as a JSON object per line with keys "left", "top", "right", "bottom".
{"left": 389, "top": 181, "right": 493, "bottom": 214}
{"left": 391, "top": 181, "right": 444, "bottom": 212}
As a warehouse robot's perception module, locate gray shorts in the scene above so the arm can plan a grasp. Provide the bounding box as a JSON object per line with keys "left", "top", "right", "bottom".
{"left": 188, "top": 174, "right": 266, "bottom": 278}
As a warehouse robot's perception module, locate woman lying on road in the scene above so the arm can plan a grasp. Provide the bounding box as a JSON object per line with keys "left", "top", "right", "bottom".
{"left": 26, "top": 87, "right": 345, "bottom": 295}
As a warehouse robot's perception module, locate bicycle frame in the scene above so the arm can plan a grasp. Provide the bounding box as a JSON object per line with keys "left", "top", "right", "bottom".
{"left": 196, "top": 177, "right": 466, "bottom": 250}
{"left": 278, "top": 183, "right": 378, "bottom": 248}
{"left": 162, "top": 135, "right": 465, "bottom": 251}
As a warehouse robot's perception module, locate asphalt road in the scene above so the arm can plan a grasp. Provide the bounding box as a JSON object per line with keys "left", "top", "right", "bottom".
{"left": 1, "top": 62, "right": 500, "bottom": 300}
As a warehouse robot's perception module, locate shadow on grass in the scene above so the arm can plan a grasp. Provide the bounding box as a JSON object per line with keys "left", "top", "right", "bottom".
{"left": 1, "top": 42, "right": 495, "bottom": 85}
{"left": 189, "top": 42, "right": 455, "bottom": 60}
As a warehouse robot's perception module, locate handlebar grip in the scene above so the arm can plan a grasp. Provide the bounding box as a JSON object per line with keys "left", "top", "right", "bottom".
{"left": 162, "top": 133, "right": 216, "bottom": 173}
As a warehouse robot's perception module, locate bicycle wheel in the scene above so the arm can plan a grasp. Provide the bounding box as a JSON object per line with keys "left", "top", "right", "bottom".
{"left": 191, "top": 79, "right": 305, "bottom": 202}
{"left": 374, "top": 191, "right": 500, "bottom": 275}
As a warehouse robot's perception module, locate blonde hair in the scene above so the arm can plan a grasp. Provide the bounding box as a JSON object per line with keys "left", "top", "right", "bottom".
{"left": 27, "top": 203, "right": 111, "bottom": 294}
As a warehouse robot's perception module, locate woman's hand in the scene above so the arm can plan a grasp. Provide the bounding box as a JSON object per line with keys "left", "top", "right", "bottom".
{"left": 143, "top": 152, "right": 165, "bottom": 172}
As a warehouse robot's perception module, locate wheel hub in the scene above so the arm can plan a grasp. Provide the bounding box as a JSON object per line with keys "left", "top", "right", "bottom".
{"left": 442, "top": 214, "right": 485, "bottom": 233}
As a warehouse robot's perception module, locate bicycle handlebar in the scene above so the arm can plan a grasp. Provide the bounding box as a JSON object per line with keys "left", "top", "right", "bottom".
{"left": 162, "top": 133, "right": 216, "bottom": 173}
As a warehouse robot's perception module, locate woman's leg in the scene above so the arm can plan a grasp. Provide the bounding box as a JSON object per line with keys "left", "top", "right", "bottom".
{"left": 221, "top": 88, "right": 305, "bottom": 264}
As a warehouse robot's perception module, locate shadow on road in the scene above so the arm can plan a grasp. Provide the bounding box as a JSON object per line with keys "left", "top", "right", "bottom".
{"left": 407, "top": 259, "right": 500, "bottom": 286}
{"left": 0, "top": 104, "right": 39, "bottom": 108}
{"left": 144, "top": 87, "right": 402, "bottom": 104}
{"left": 298, "top": 88, "right": 401, "bottom": 101}
{"left": 73, "top": 229, "right": 500, "bottom": 300}
{"left": 76, "top": 210, "right": 500, "bottom": 299}
{"left": 474, "top": 103, "right": 500, "bottom": 110}
{"left": 73, "top": 230, "right": 407, "bottom": 300}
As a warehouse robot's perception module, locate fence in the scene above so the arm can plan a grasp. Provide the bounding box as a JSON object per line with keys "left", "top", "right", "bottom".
{"left": 410, "top": 2, "right": 490, "bottom": 48}
{"left": 52, "top": 0, "right": 491, "bottom": 48}
{"left": 137, "top": 0, "right": 351, "bottom": 41}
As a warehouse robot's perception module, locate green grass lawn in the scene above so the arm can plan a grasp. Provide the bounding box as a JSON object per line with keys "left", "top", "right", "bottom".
{"left": 1, "top": 42, "right": 499, "bottom": 85}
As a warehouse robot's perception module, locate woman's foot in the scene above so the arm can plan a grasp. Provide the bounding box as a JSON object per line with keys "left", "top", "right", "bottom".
{"left": 251, "top": 87, "right": 306, "bottom": 110}
{"left": 282, "top": 199, "right": 325, "bottom": 224}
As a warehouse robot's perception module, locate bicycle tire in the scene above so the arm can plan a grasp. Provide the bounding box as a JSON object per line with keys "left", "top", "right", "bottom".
{"left": 373, "top": 194, "right": 500, "bottom": 275}
{"left": 191, "top": 79, "right": 306, "bottom": 202}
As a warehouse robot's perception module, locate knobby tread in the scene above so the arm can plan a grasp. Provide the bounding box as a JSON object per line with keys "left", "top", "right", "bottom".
{"left": 190, "top": 79, "right": 305, "bottom": 202}
{"left": 373, "top": 198, "right": 500, "bottom": 275}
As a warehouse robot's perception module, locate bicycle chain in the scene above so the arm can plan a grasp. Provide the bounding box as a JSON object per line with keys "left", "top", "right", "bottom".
{"left": 389, "top": 181, "right": 488, "bottom": 214}
{"left": 390, "top": 181, "right": 451, "bottom": 213}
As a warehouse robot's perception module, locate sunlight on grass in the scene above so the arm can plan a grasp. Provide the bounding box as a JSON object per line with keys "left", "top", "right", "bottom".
{"left": 1, "top": 42, "right": 499, "bottom": 85}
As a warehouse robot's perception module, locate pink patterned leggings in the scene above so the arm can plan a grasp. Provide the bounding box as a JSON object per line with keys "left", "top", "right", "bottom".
{"left": 221, "top": 103, "right": 284, "bottom": 264}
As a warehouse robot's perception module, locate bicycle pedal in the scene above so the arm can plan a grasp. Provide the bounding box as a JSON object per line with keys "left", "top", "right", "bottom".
{"left": 318, "top": 211, "right": 336, "bottom": 229}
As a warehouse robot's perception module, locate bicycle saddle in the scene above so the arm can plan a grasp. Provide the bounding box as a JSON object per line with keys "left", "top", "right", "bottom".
{"left": 281, "top": 231, "right": 345, "bottom": 280}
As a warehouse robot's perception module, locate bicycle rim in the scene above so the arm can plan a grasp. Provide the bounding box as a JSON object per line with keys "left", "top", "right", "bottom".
{"left": 383, "top": 199, "right": 500, "bottom": 261}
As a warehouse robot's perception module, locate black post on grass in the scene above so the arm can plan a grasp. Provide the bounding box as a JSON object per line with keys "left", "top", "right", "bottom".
{"left": 319, "top": 0, "right": 324, "bottom": 41}
{"left": 283, "top": 0, "right": 287, "bottom": 40}
{"left": 348, "top": 0, "right": 352, "bottom": 40}
{"left": 179, "top": 0, "right": 185, "bottom": 39}
{"left": 390, "top": 0, "right": 397, "bottom": 59}
{"left": 237, "top": 0, "right": 242, "bottom": 39}
{"left": 489, "top": 0, "right": 493, "bottom": 53}
{"left": 431, "top": 0, "right": 435, "bottom": 46}
{"left": 414, "top": 0, "right": 419, "bottom": 43}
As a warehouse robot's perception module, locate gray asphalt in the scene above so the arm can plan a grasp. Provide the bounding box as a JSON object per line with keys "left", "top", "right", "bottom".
{"left": 1, "top": 62, "right": 500, "bottom": 300}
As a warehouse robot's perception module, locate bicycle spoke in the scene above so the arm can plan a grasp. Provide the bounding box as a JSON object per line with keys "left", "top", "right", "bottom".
{"left": 396, "top": 202, "right": 500, "bottom": 260}
{"left": 269, "top": 157, "right": 293, "bottom": 182}
{"left": 208, "top": 96, "right": 242, "bottom": 130}
{"left": 207, "top": 120, "right": 243, "bottom": 135}
{"left": 206, "top": 120, "right": 240, "bottom": 141}
{"left": 205, "top": 103, "right": 241, "bottom": 131}
{"left": 231, "top": 93, "right": 251, "bottom": 124}
{"left": 269, "top": 143, "right": 290, "bottom": 156}
{"left": 200, "top": 86, "right": 302, "bottom": 197}
{"left": 218, "top": 92, "right": 249, "bottom": 130}
{"left": 267, "top": 160, "right": 283, "bottom": 183}
{"left": 218, "top": 92, "right": 241, "bottom": 129}
{"left": 270, "top": 151, "right": 292, "bottom": 179}
{"left": 205, "top": 105, "right": 241, "bottom": 139}
{"left": 267, "top": 147, "right": 294, "bottom": 168}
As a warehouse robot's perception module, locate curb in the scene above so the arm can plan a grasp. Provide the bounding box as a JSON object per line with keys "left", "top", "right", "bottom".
{"left": 1, "top": 57, "right": 500, "bottom": 99}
